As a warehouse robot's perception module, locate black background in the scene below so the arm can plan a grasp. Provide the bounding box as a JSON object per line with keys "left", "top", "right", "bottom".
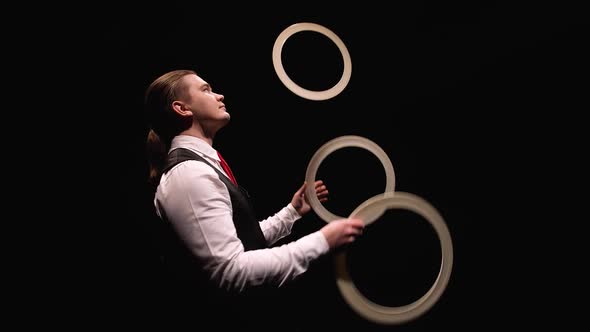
{"left": 28, "top": 2, "right": 588, "bottom": 330}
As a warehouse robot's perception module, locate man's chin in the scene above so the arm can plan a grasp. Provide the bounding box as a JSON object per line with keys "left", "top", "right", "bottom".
{"left": 217, "top": 114, "right": 231, "bottom": 127}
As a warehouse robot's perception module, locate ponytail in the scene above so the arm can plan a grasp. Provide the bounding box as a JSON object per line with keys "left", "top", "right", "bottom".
{"left": 146, "top": 129, "right": 168, "bottom": 188}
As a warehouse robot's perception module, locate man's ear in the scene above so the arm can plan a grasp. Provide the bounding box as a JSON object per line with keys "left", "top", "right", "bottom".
{"left": 172, "top": 101, "right": 193, "bottom": 117}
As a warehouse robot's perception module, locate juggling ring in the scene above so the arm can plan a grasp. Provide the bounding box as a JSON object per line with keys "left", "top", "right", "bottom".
{"left": 305, "top": 135, "right": 454, "bottom": 325}
{"left": 272, "top": 22, "right": 352, "bottom": 101}
{"left": 304, "top": 135, "right": 396, "bottom": 222}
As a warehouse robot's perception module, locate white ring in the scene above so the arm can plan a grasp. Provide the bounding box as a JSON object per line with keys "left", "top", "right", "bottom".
{"left": 305, "top": 135, "right": 395, "bottom": 223}
{"left": 335, "top": 192, "right": 454, "bottom": 325}
{"left": 272, "top": 22, "right": 352, "bottom": 101}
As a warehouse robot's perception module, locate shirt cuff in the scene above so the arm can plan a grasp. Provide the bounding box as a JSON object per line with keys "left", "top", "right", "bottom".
{"left": 286, "top": 203, "right": 302, "bottom": 219}
{"left": 309, "top": 230, "right": 330, "bottom": 255}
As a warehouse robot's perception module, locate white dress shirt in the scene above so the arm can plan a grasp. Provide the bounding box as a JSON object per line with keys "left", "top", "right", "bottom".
{"left": 154, "top": 135, "right": 329, "bottom": 292}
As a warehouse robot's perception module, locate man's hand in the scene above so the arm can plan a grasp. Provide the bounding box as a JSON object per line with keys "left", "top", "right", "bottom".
{"left": 291, "top": 180, "right": 328, "bottom": 216}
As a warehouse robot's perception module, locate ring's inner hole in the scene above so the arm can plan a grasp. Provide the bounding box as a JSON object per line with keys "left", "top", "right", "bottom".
{"left": 316, "top": 147, "right": 387, "bottom": 218}
{"left": 281, "top": 30, "right": 343, "bottom": 91}
{"left": 347, "top": 208, "right": 442, "bottom": 306}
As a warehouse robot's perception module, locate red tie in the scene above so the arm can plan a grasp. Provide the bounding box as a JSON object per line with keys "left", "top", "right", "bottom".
{"left": 217, "top": 151, "right": 238, "bottom": 185}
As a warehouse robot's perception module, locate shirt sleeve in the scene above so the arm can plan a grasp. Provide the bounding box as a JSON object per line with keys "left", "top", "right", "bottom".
{"left": 156, "top": 161, "right": 330, "bottom": 293}
{"left": 259, "top": 203, "right": 301, "bottom": 245}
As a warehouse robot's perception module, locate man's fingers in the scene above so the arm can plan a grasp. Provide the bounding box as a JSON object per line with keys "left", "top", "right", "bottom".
{"left": 297, "top": 182, "right": 307, "bottom": 194}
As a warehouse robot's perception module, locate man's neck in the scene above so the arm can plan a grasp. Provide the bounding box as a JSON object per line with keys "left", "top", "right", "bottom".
{"left": 179, "top": 127, "right": 214, "bottom": 146}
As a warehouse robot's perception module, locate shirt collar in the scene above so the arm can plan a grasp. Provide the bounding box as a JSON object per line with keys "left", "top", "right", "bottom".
{"left": 170, "top": 135, "right": 220, "bottom": 162}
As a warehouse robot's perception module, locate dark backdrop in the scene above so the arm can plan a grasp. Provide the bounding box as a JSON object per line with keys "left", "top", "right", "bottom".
{"left": 42, "top": 2, "right": 587, "bottom": 330}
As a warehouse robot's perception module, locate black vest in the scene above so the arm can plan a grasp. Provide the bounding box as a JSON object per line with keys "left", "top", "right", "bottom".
{"left": 163, "top": 148, "right": 268, "bottom": 250}
{"left": 155, "top": 148, "right": 286, "bottom": 329}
